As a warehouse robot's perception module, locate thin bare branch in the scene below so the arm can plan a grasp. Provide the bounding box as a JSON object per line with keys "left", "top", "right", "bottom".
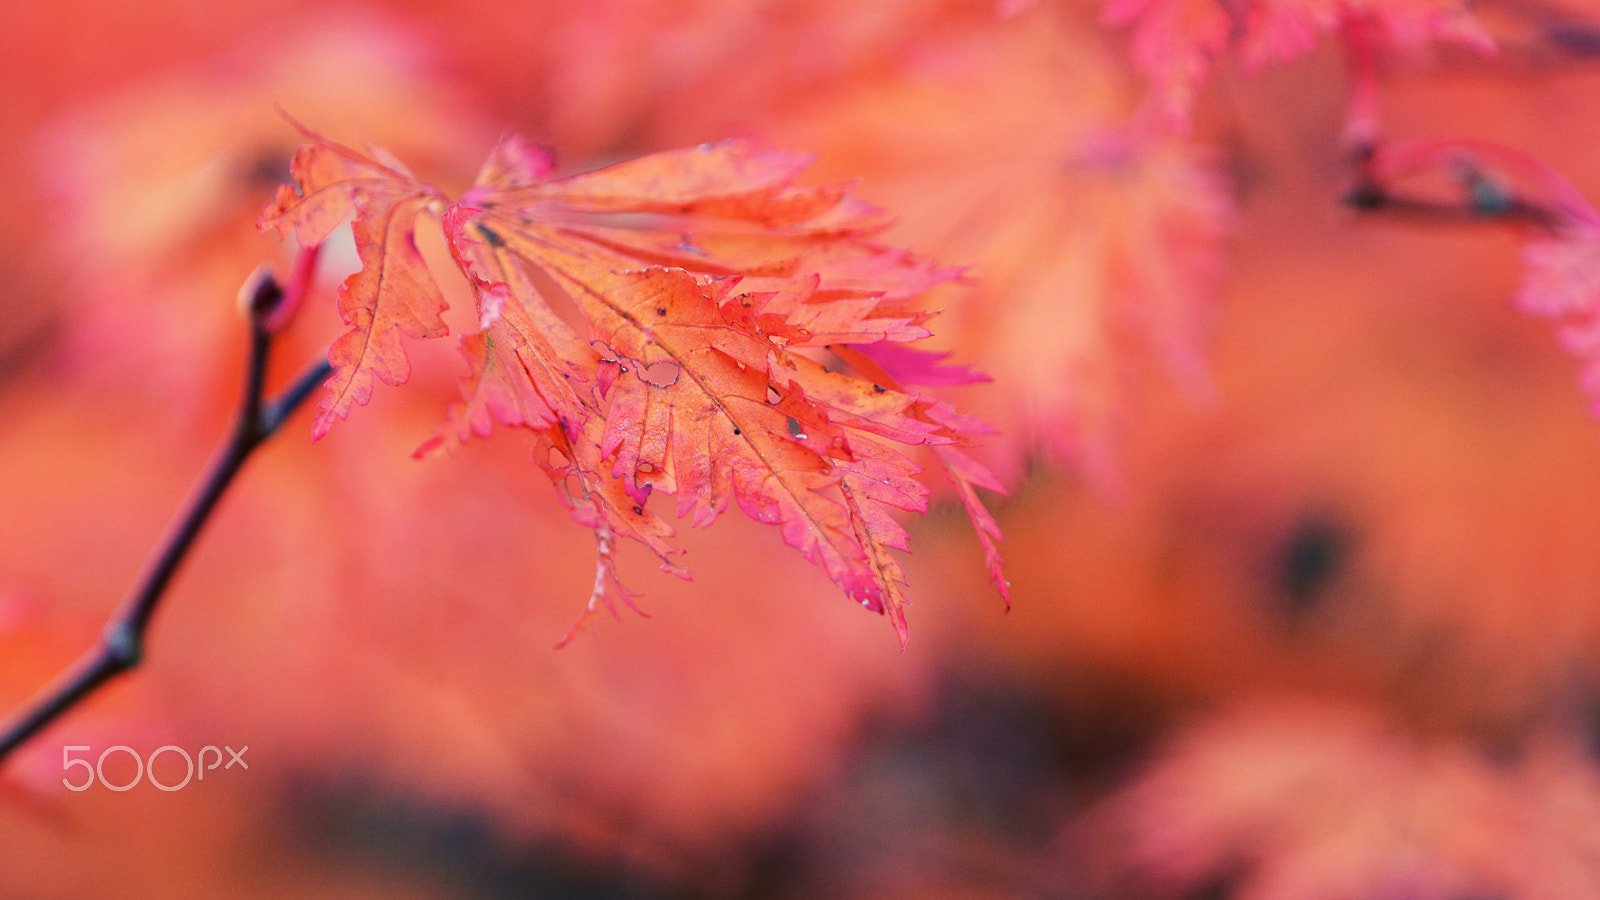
{"left": 0, "top": 259, "right": 331, "bottom": 766}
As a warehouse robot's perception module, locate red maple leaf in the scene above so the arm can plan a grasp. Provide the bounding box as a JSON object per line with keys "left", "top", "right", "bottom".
{"left": 261, "top": 122, "right": 1005, "bottom": 645}
{"left": 1099, "top": 0, "right": 1495, "bottom": 131}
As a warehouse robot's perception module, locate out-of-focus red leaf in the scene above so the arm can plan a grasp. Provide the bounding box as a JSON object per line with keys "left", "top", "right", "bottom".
{"left": 1085, "top": 700, "right": 1600, "bottom": 899}
{"left": 1369, "top": 138, "right": 1600, "bottom": 419}
{"left": 770, "top": 12, "right": 1233, "bottom": 483}
{"left": 1519, "top": 224, "right": 1600, "bottom": 412}
{"left": 1101, "top": 0, "right": 1495, "bottom": 130}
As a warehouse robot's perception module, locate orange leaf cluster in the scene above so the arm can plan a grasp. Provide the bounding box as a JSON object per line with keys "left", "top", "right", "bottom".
{"left": 260, "top": 123, "right": 1006, "bottom": 644}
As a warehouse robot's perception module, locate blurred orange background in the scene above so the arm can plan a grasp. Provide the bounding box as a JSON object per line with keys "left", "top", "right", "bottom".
{"left": 5, "top": 0, "right": 1600, "bottom": 897}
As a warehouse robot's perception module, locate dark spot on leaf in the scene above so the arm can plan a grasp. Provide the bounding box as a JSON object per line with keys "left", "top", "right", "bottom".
{"left": 1277, "top": 515, "right": 1351, "bottom": 616}
{"left": 1343, "top": 182, "right": 1386, "bottom": 211}
{"left": 1550, "top": 22, "right": 1600, "bottom": 55}
{"left": 244, "top": 149, "right": 292, "bottom": 188}
{"left": 1465, "top": 177, "right": 1514, "bottom": 217}
{"left": 632, "top": 505, "right": 643, "bottom": 515}
{"left": 1192, "top": 874, "right": 1242, "bottom": 900}
{"left": 656, "top": 307, "right": 667, "bottom": 316}
{"left": 872, "top": 384, "right": 886, "bottom": 393}
{"left": 1578, "top": 689, "right": 1600, "bottom": 763}
{"left": 732, "top": 427, "right": 742, "bottom": 435}
{"left": 477, "top": 224, "right": 505, "bottom": 247}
